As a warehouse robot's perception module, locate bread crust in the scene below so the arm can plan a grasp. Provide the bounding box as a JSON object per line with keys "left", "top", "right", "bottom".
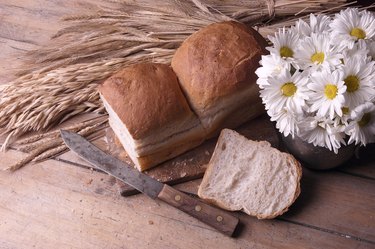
{"left": 98, "top": 63, "right": 198, "bottom": 140}
{"left": 171, "top": 21, "right": 267, "bottom": 134}
{"left": 198, "top": 129, "right": 302, "bottom": 219}
{"left": 99, "top": 21, "right": 269, "bottom": 170}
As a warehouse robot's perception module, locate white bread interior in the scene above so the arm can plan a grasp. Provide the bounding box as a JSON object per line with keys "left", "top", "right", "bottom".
{"left": 198, "top": 129, "right": 302, "bottom": 219}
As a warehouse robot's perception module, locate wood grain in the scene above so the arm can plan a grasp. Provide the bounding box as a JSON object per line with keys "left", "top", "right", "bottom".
{"left": 0, "top": 0, "right": 375, "bottom": 248}
{"left": 0, "top": 0, "right": 107, "bottom": 83}
{"left": 0, "top": 149, "right": 373, "bottom": 249}
{"left": 338, "top": 144, "right": 375, "bottom": 179}
{"left": 282, "top": 168, "right": 375, "bottom": 242}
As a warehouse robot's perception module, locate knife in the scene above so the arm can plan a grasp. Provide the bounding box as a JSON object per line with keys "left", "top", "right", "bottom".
{"left": 60, "top": 130, "right": 239, "bottom": 236}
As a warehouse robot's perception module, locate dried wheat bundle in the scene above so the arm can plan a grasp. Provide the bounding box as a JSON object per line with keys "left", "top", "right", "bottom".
{"left": 0, "top": 0, "right": 353, "bottom": 151}
{"left": 5, "top": 115, "right": 108, "bottom": 171}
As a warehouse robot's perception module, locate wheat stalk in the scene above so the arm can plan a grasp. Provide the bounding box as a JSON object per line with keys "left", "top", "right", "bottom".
{"left": 16, "top": 115, "right": 107, "bottom": 152}
{"left": 0, "top": 0, "right": 354, "bottom": 151}
{"left": 15, "top": 115, "right": 107, "bottom": 145}
{"left": 4, "top": 119, "right": 109, "bottom": 171}
{"left": 32, "top": 128, "right": 106, "bottom": 163}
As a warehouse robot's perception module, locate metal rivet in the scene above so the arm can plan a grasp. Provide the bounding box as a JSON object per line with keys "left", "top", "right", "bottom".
{"left": 195, "top": 205, "right": 202, "bottom": 212}
{"left": 216, "top": 216, "right": 223, "bottom": 222}
{"left": 174, "top": 195, "right": 181, "bottom": 201}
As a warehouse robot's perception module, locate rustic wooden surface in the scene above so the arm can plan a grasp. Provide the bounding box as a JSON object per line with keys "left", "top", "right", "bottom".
{"left": 0, "top": 1, "right": 375, "bottom": 248}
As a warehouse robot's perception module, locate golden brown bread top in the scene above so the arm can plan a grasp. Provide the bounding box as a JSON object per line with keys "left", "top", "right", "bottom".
{"left": 171, "top": 21, "right": 268, "bottom": 113}
{"left": 98, "top": 63, "right": 196, "bottom": 140}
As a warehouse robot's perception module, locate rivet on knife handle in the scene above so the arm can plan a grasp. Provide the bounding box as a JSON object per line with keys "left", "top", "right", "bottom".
{"left": 157, "top": 184, "right": 239, "bottom": 236}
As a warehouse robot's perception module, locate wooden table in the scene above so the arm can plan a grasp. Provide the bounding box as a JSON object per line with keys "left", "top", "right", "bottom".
{"left": 0, "top": 1, "right": 374, "bottom": 248}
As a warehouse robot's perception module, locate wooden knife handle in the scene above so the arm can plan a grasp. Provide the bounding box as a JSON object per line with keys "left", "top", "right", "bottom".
{"left": 157, "top": 184, "right": 239, "bottom": 236}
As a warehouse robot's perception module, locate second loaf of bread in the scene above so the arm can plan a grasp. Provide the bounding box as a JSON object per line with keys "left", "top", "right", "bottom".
{"left": 99, "top": 21, "right": 268, "bottom": 171}
{"left": 172, "top": 21, "right": 268, "bottom": 137}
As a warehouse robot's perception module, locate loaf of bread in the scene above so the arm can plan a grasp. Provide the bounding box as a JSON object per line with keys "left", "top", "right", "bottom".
{"left": 172, "top": 21, "right": 268, "bottom": 137}
{"left": 99, "top": 21, "right": 268, "bottom": 171}
{"left": 98, "top": 63, "right": 205, "bottom": 171}
{"left": 198, "top": 129, "right": 302, "bottom": 219}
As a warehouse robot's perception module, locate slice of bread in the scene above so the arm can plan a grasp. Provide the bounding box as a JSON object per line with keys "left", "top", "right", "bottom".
{"left": 198, "top": 129, "right": 302, "bottom": 219}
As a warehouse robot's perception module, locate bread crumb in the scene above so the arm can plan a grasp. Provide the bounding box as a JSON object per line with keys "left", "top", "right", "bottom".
{"left": 198, "top": 129, "right": 302, "bottom": 219}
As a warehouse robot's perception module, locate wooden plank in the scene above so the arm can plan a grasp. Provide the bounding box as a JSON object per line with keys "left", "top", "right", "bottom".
{"left": 338, "top": 144, "right": 375, "bottom": 179}
{"left": 0, "top": 0, "right": 107, "bottom": 83}
{"left": 140, "top": 164, "right": 375, "bottom": 243}
{"left": 0, "top": 0, "right": 66, "bottom": 83}
{"left": 0, "top": 149, "right": 373, "bottom": 249}
{"left": 282, "top": 168, "right": 375, "bottom": 242}
{"left": 4, "top": 134, "right": 375, "bottom": 244}
{"left": 25, "top": 116, "right": 374, "bottom": 242}
{"left": 0, "top": 0, "right": 374, "bottom": 247}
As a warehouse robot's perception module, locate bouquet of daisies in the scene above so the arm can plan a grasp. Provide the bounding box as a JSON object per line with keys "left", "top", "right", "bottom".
{"left": 256, "top": 8, "right": 375, "bottom": 153}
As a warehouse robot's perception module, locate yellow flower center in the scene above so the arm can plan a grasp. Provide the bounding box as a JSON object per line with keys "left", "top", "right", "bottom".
{"left": 324, "top": 84, "right": 338, "bottom": 100}
{"left": 344, "top": 75, "right": 360, "bottom": 93}
{"left": 281, "top": 82, "right": 297, "bottom": 97}
{"left": 358, "top": 113, "right": 371, "bottom": 127}
{"left": 280, "top": 46, "right": 294, "bottom": 58}
{"left": 350, "top": 28, "right": 366, "bottom": 40}
{"left": 342, "top": 107, "right": 350, "bottom": 115}
{"left": 311, "top": 52, "right": 325, "bottom": 64}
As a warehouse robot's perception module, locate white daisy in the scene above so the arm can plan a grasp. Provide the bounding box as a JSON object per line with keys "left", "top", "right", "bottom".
{"left": 260, "top": 69, "right": 309, "bottom": 114}
{"left": 346, "top": 102, "right": 375, "bottom": 145}
{"left": 342, "top": 39, "right": 370, "bottom": 63}
{"left": 367, "top": 39, "right": 375, "bottom": 60}
{"left": 295, "top": 33, "right": 342, "bottom": 71}
{"left": 330, "top": 8, "right": 375, "bottom": 49}
{"left": 292, "top": 19, "right": 311, "bottom": 38}
{"left": 309, "top": 13, "right": 332, "bottom": 34}
{"left": 292, "top": 14, "right": 331, "bottom": 38}
{"left": 326, "top": 123, "right": 347, "bottom": 153}
{"left": 267, "top": 28, "right": 299, "bottom": 65}
{"left": 255, "top": 54, "right": 291, "bottom": 88}
{"left": 308, "top": 69, "right": 347, "bottom": 119}
{"left": 341, "top": 57, "right": 375, "bottom": 108}
{"left": 256, "top": 9, "right": 375, "bottom": 150}
{"left": 298, "top": 116, "right": 346, "bottom": 153}
{"left": 337, "top": 106, "right": 351, "bottom": 126}
{"left": 267, "top": 108, "right": 299, "bottom": 138}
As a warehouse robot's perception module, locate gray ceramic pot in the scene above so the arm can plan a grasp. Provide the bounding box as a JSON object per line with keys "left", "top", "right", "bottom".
{"left": 281, "top": 135, "right": 356, "bottom": 170}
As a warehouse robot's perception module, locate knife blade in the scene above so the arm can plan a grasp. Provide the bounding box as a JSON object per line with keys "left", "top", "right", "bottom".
{"left": 60, "top": 130, "right": 239, "bottom": 236}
